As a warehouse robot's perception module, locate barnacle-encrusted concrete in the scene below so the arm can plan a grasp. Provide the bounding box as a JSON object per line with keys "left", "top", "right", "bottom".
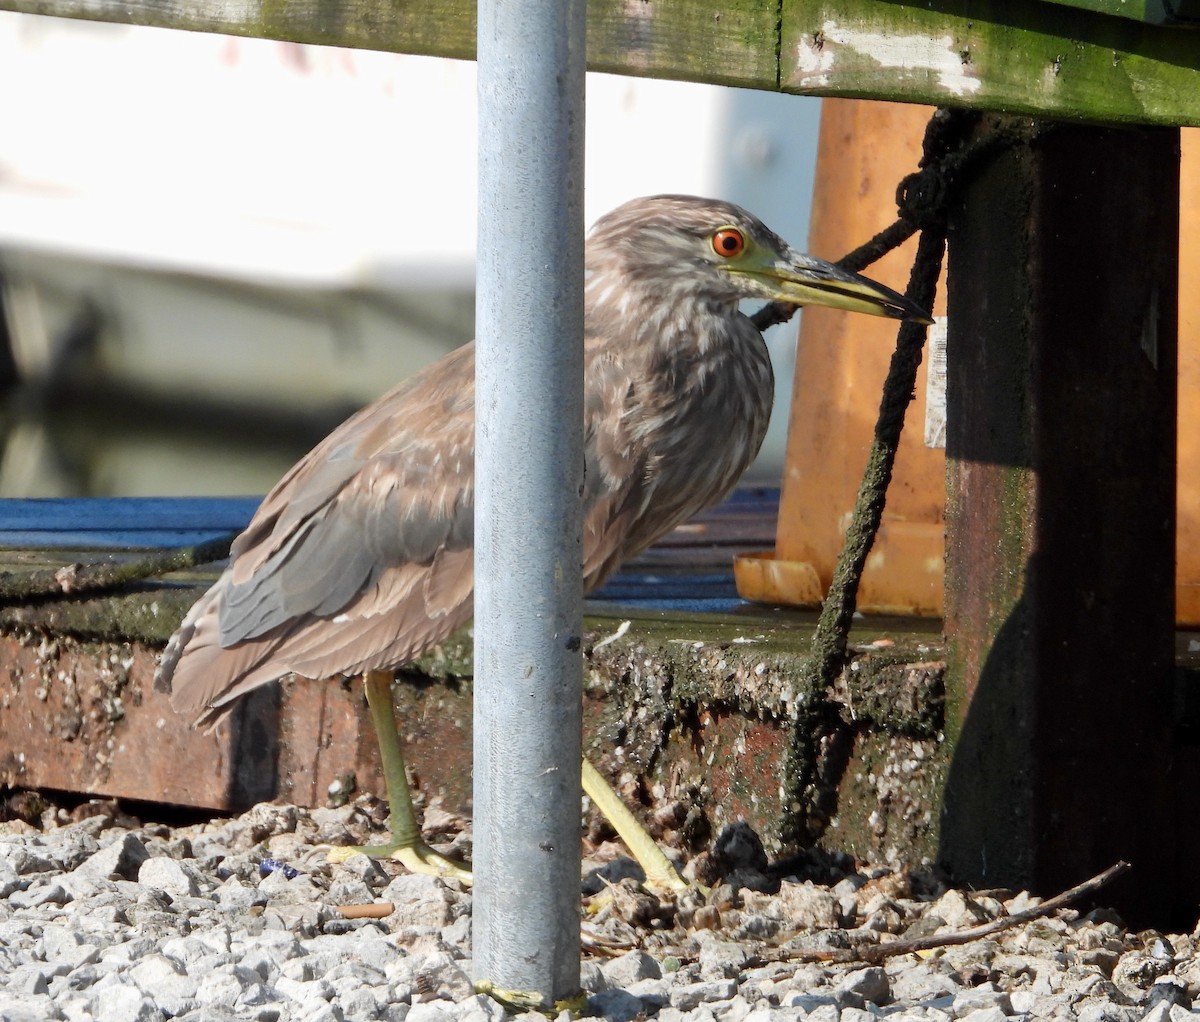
{"left": 0, "top": 549, "right": 948, "bottom": 867}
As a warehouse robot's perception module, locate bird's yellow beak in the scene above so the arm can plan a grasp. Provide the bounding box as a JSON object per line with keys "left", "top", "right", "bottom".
{"left": 731, "top": 247, "right": 934, "bottom": 325}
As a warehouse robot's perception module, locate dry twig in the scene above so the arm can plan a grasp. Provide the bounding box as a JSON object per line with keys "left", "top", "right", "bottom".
{"left": 771, "top": 860, "right": 1131, "bottom": 965}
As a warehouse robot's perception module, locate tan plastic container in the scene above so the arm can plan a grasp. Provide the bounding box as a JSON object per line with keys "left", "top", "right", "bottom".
{"left": 736, "top": 102, "right": 1200, "bottom": 625}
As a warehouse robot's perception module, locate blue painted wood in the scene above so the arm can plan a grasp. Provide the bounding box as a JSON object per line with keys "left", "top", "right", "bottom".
{"left": 0, "top": 497, "right": 262, "bottom": 549}
{"left": 0, "top": 491, "right": 778, "bottom": 612}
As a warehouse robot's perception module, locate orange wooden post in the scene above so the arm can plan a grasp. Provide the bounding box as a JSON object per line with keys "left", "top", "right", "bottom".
{"left": 1177, "top": 130, "right": 1200, "bottom": 625}
{"left": 736, "top": 99, "right": 945, "bottom": 614}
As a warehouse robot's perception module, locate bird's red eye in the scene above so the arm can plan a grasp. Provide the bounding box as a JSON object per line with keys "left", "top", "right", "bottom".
{"left": 712, "top": 228, "right": 746, "bottom": 258}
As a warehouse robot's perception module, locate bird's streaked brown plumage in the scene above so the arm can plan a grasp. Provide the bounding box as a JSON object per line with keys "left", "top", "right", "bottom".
{"left": 158, "top": 194, "right": 927, "bottom": 733}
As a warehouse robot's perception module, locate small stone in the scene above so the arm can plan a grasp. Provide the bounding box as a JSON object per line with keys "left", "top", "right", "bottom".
{"left": 129, "top": 955, "right": 198, "bottom": 1017}
{"left": 601, "top": 950, "right": 662, "bottom": 987}
{"left": 957, "top": 1009, "right": 1009, "bottom": 1022}
{"left": 326, "top": 878, "right": 376, "bottom": 906}
{"left": 742, "top": 1010, "right": 804, "bottom": 1022}
{"left": 1148, "top": 978, "right": 1192, "bottom": 1011}
{"left": 383, "top": 874, "right": 455, "bottom": 929}
{"left": 783, "top": 993, "right": 840, "bottom": 1014}
{"left": 587, "top": 989, "right": 645, "bottom": 1022}
{"left": 698, "top": 937, "right": 751, "bottom": 980}
{"left": 3, "top": 846, "right": 59, "bottom": 875}
{"left": 952, "top": 989, "right": 1012, "bottom": 1016}
{"left": 456, "top": 993, "right": 508, "bottom": 1022}
{"left": 90, "top": 981, "right": 164, "bottom": 1022}
{"left": 1082, "top": 1006, "right": 1142, "bottom": 1022}
{"left": 333, "top": 853, "right": 390, "bottom": 887}
{"left": 413, "top": 952, "right": 475, "bottom": 1002}
{"left": 669, "top": 980, "right": 737, "bottom": 1010}
{"left": 928, "top": 889, "right": 990, "bottom": 929}
{"left": 138, "top": 857, "right": 202, "bottom": 898}
{"left": 1115, "top": 952, "right": 1175, "bottom": 994}
{"left": 194, "top": 969, "right": 244, "bottom": 1008}
{"left": 767, "top": 880, "right": 840, "bottom": 929}
{"left": 10, "top": 964, "right": 50, "bottom": 996}
{"left": 0, "top": 993, "right": 63, "bottom": 1022}
{"left": 580, "top": 960, "right": 608, "bottom": 993}
{"left": 406, "top": 1003, "right": 454, "bottom": 1022}
{"left": 0, "top": 863, "right": 22, "bottom": 898}
{"left": 838, "top": 965, "right": 891, "bottom": 1005}
{"left": 1081, "top": 949, "right": 1122, "bottom": 976}
{"left": 9, "top": 882, "right": 71, "bottom": 909}
{"left": 79, "top": 834, "right": 149, "bottom": 882}
{"left": 217, "top": 876, "right": 268, "bottom": 913}
{"left": 262, "top": 904, "right": 323, "bottom": 937}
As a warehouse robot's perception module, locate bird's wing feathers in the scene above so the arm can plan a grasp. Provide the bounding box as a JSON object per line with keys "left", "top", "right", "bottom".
{"left": 160, "top": 346, "right": 478, "bottom": 725}
{"left": 580, "top": 350, "right": 650, "bottom": 589}
{"left": 162, "top": 339, "right": 659, "bottom": 729}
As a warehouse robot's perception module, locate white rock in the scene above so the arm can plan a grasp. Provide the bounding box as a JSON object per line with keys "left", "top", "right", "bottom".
{"left": 137, "top": 857, "right": 201, "bottom": 898}
{"left": 928, "top": 889, "right": 989, "bottom": 929}
{"left": 951, "top": 988, "right": 1012, "bottom": 1015}
{"left": 767, "top": 880, "right": 840, "bottom": 929}
{"left": 455, "top": 993, "right": 508, "bottom": 1022}
{"left": 77, "top": 835, "right": 148, "bottom": 882}
{"left": 698, "top": 938, "right": 751, "bottom": 980}
{"left": 670, "top": 980, "right": 738, "bottom": 1010}
{"left": 193, "top": 968, "right": 244, "bottom": 1008}
{"left": 383, "top": 875, "right": 456, "bottom": 929}
{"left": 956, "top": 1008, "right": 1009, "bottom": 1022}
{"left": 128, "top": 954, "right": 197, "bottom": 1016}
{"left": 601, "top": 950, "right": 663, "bottom": 987}
{"left": 408, "top": 1002, "right": 455, "bottom": 1022}
{"left": 838, "top": 965, "right": 891, "bottom": 1005}
{"left": 89, "top": 981, "right": 163, "bottom": 1022}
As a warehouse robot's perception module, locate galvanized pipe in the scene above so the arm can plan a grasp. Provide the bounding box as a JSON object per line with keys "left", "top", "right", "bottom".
{"left": 473, "top": 0, "right": 586, "bottom": 1003}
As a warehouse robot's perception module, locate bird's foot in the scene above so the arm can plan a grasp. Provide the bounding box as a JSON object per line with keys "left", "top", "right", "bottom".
{"left": 326, "top": 839, "right": 473, "bottom": 885}
{"left": 641, "top": 859, "right": 692, "bottom": 896}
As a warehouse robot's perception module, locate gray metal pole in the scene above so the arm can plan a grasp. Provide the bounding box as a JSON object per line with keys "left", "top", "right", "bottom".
{"left": 473, "top": 0, "right": 586, "bottom": 1004}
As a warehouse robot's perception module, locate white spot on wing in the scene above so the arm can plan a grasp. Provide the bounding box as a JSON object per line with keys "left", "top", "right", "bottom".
{"left": 796, "top": 20, "right": 981, "bottom": 97}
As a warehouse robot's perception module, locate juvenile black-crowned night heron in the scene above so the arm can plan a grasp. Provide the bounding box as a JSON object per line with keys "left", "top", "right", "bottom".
{"left": 157, "top": 195, "right": 930, "bottom": 888}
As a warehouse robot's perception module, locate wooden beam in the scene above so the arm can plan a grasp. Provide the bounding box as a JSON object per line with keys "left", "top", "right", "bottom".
{"left": 941, "top": 117, "right": 1180, "bottom": 925}
{"left": 781, "top": 1, "right": 1200, "bottom": 126}
{"left": 1, "top": 1, "right": 1199, "bottom": 125}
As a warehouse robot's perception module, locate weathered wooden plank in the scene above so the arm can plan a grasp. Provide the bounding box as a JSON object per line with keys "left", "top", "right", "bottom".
{"left": 2, "top": 0, "right": 1199, "bottom": 124}
{"left": 781, "top": 0, "right": 1200, "bottom": 126}
{"left": 0, "top": 0, "right": 778, "bottom": 91}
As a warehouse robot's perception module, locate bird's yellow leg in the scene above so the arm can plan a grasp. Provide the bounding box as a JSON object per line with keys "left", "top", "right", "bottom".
{"left": 582, "top": 756, "right": 689, "bottom": 894}
{"left": 326, "top": 670, "right": 472, "bottom": 884}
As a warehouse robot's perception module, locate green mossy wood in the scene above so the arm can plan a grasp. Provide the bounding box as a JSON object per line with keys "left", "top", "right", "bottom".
{"left": 0, "top": 0, "right": 1197, "bottom": 125}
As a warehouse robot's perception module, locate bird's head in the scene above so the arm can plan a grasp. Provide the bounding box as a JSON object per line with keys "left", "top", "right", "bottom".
{"left": 587, "top": 194, "right": 932, "bottom": 324}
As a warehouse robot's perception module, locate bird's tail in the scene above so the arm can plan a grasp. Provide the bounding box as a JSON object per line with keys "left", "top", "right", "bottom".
{"left": 155, "top": 575, "right": 281, "bottom": 732}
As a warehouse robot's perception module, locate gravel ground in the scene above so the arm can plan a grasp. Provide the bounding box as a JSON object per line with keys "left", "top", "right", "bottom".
{"left": 0, "top": 795, "right": 1196, "bottom": 1022}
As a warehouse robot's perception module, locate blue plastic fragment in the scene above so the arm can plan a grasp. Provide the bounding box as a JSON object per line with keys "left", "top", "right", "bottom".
{"left": 259, "top": 858, "right": 299, "bottom": 879}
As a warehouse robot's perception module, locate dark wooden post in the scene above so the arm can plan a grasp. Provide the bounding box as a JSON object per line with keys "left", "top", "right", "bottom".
{"left": 941, "top": 119, "right": 1180, "bottom": 923}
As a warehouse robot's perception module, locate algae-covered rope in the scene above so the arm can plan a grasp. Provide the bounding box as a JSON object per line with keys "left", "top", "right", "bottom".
{"left": 777, "top": 108, "right": 981, "bottom": 842}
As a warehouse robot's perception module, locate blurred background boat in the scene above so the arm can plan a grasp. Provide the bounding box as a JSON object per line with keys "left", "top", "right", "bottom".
{"left": 0, "top": 13, "right": 822, "bottom": 497}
